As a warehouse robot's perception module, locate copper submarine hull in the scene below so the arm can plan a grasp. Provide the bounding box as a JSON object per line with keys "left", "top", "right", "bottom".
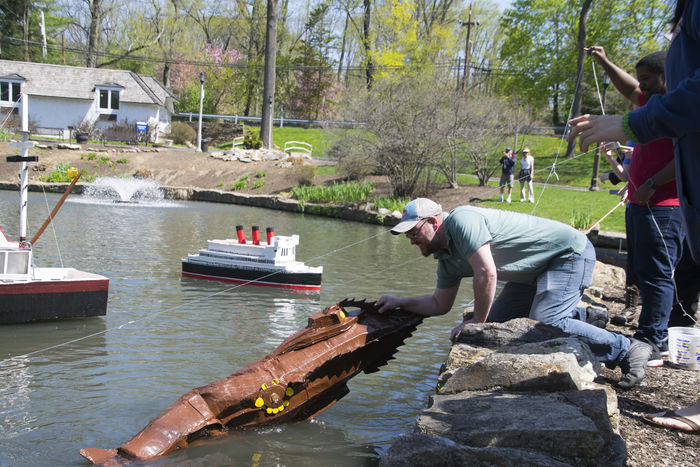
{"left": 80, "top": 299, "right": 422, "bottom": 464}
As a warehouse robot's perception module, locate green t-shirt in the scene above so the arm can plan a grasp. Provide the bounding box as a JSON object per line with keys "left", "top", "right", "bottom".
{"left": 435, "top": 206, "right": 588, "bottom": 288}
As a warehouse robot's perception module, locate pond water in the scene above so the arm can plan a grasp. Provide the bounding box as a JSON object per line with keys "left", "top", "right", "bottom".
{"left": 0, "top": 188, "right": 475, "bottom": 466}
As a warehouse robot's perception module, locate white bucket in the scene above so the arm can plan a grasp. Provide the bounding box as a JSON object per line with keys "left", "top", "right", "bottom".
{"left": 668, "top": 327, "right": 700, "bottom": 370}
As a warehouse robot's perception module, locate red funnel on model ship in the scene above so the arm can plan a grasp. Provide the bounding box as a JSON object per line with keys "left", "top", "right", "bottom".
{"left": 266, "top": 227, "right": 274, "bottom": 244}
{"left": 236, "top": 225, "right": 246, "bottom": 244}
{"left": 79, "top": 299, "right": 422, "bottom": 464}
{"left": 252, "top": 226, "right": 260, "bottom": 245}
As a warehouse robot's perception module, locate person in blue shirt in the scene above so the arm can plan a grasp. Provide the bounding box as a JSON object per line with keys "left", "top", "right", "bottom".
{"left": 497, "top": 148, "right": 516, "bottom": 203}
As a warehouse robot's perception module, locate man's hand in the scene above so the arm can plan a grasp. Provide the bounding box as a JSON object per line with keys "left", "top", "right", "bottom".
{"left": 567, "top": 114, "right": 627, "bottom": 152}
{"left": 584, "top": 45, "right": 608, "bottom": 65}
{"left": 450, "top": 322, "right": 465, "bottom": 341}
{"left": 633, "top": 182, "right": 655, "bottom": 204}
{"left": 376, "top": 294, "right": 401, "bottom": 314}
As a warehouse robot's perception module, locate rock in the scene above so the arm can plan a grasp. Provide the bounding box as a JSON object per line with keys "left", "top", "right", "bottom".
{"left": 381, "top": 433, "right": 572, "bottom": 467}
{"left": 454, "top": 317, "right": 567, "bottom": 348}
{"left": 57, "top": 143, "right": 81, "bottom": 150}
{"left": 416, "top": 391, "right": 621, "bottom": 465}
{"left": 378, "top": 208, "right": 393, "bottom": 217}
{"left": 591, "top": 261, "right": 626, "bottom": 291}
{"left": 134, "top": 168, "right": 152, "bottom": 179}
{"left": 437, "top": 347, "right": 596, "bottom": 394}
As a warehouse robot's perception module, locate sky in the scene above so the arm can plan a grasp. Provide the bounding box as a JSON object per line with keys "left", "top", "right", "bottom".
{"left": 493, "top": 0, "right": 514, "bottom": 11}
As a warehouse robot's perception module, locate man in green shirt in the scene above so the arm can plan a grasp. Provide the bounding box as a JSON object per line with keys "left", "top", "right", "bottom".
{"left": 377, "top": 198, "right": 651, "bottom": 389}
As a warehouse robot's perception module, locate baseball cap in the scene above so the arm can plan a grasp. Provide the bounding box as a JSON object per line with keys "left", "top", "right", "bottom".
{"left": 523, "top": 148, "right": 530, "bottom": 153}
{"left": 505, "top": 147, "right": 512, "bottom": 152}
{"left": 390, "top": 198, "right": 442, "bottom": 235}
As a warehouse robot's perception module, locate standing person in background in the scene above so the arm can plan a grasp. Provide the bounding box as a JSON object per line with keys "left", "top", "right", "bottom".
{"left": 568, "top": 0, "right": 699, "bottom": 433}
{"left": 498, "top": 148, "right": 516, "bottom": 203}
{"left": 518, "top": 148, "right": 534, "bottom": 202}
{"left": 585, "top": 46, "right": 683, "bottom": 367}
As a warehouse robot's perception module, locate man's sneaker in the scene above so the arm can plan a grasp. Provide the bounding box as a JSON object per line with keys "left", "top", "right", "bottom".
{"left": 498, "top": 195, "right": 504, "bottom": 202}
{"left": 659, "top": 339, "right": 669, "bottom": 358}
{"left": 585, "top": 306, "right": 609, "bottom": 329}
{"left": 506, "top": 196, "right": 511, "bottom": 203}
{"left": 618, "top": 338, "right": 652, "bottom": 390}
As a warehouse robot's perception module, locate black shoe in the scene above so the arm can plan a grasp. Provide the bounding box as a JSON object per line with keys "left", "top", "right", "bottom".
{"left": 634, "top": 335, "right": 664, "bottom": 367}
{"left": 617, "top": 338, "right": 652, "bottom": 390}
{"left": 585, "top": 306, "right": 609, "bottom": 329}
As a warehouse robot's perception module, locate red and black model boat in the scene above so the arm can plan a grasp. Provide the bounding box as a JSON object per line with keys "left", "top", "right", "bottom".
{"left": 1, "top": 105, "right": 108, "bottom": 324}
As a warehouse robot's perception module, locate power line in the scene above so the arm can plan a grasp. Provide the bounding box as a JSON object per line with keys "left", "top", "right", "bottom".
{"left": 0, "top": 35, "right": 525, "bottom": 76}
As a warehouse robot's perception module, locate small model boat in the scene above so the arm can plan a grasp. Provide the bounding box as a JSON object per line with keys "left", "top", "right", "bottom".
{"left": 79, "top": 299, "right": 423, "bottom": 464}
{"left": 0, "top": 99, "right": 108, "bottom": 324}
{"left": 182, "top": 226, "right": 323, "bottom": 290}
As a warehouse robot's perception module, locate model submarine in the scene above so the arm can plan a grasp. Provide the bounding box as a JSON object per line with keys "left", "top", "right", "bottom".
{"left": 80, "top": 299, "right": 422, "bottom": 464}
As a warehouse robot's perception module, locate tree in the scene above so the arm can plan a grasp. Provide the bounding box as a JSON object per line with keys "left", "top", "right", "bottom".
{"left": 260, "top": 0, "right": 278, "bottom": 149}
{"left": 337, "top": 71, "right": 519, "bottom": 197}
{"left": 498, "top": 0, "right": 671, "bottom": 125}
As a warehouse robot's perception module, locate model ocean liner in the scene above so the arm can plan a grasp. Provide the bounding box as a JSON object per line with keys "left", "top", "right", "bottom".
{"left": 181, "top": 226, "right": 322, "bottom": 290}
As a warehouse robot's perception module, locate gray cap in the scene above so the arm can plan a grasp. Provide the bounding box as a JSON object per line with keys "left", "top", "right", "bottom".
{"left": 390, "top": 198, "right": 442, "bottom": 235}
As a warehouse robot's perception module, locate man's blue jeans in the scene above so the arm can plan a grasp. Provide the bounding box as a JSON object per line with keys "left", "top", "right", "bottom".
{"left": 626, "top": 203, "right": 684, "bottom": 346}
{"left": 488, "top": 241, "right": 630, "bottom": 366}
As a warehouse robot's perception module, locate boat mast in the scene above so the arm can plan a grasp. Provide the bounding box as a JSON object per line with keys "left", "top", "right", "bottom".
{"left": 7, "top": 93, "right": 38, "bottom": 244}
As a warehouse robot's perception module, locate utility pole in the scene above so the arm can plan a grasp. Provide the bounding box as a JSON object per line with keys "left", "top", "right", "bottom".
{"left": 197, "top": 72, "right": 204, "bottom": 152}
{"left": 460, "top": 3, "right": 478, "bottom": 96}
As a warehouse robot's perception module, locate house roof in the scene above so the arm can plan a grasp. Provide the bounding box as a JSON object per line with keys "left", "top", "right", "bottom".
{"left": 0, "top": 60, "right": 176, "bottom": 106}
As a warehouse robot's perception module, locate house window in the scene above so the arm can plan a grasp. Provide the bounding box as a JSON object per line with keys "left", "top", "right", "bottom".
{"left": 0, "top": 81, "right": 21, "bottom": 103}
{"left": 98, "top": 89, "right": 120, "bottom": 110}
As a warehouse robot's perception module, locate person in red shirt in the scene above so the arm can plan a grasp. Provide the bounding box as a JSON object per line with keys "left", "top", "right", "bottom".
{"left": 587, "top": 46, "right": 683, "bottom": 367}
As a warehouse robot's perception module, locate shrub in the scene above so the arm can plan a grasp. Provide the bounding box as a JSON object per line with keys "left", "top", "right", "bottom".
{"left": 99, "top": 156, "right": 110, "bottom": 164}
{"left": 243, "top": 127, "right": 262, "bottom": 149}
{"left": 85, "top": 153, "right": 97, "bottom": 160}
{"left": 570, "top": 209, "right": 593, "bottom": 230}
{"left": 116, "top": 158, "right": 128, "bottom": 164}
{"left": 292, "top": 165, "right": 316, "bottom": 186}
{"left": 231, "top": 180, "right": 246, "bottom": 190}
{"left": 168, "top": 122, "right": 196, "bottom": 145}
{"left": 291, "top": 181, "right": 374, "bottom": 204}
{"left": 252, "top": 179, "right": 266, "bottom": 189}
{"left": 255, "top": 171, "right": 266, "bottom": 178}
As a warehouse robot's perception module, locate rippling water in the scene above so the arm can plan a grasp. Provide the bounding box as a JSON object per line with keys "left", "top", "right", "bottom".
{"left": 0, "top": 189, "right": 475, "bottom": 466}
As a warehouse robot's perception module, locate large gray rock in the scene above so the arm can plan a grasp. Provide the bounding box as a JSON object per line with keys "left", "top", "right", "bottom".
{"left": 416, "top": 391, "right": 623, "bottom": 466}
{"left": 437, "top": 348, "right": 597, "bottom": 394}
{"left": 455, "top": 318, "right": 567, "bottom": 348}
{"left": 381, "top": 433, "right": 572, "bottom": 467}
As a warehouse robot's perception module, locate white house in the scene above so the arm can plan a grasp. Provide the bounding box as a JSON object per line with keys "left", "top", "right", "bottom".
{"left": 0, "top": 60, "right": 176, "bottom": 140}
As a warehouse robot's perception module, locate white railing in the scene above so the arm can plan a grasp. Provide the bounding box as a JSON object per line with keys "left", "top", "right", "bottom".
{"left": 232, "top": 136, "right": 244, "bottom": 148}
{"left": 284, "top": 140, "right": 312, "bottom": 157}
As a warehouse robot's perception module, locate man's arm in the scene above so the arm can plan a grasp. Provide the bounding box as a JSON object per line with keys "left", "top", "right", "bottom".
{"left": 466, "top": 242, "right": 498, "bottom": 323}
{"left": 586, "top": 46, "right": 641, "bottom": 104}
{"left": 632, "top": 158, "right": 676, "bottom": 204}
{"left": 376, "top": 284, "right": 460, "bottom": 317}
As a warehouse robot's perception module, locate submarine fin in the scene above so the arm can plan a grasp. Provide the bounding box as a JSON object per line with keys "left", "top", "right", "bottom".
{"left": 78, "top": 447, "right": 120, "bottom": 465}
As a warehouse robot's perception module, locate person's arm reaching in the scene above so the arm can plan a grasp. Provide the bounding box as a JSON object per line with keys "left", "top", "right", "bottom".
{"left": 376, "top": 284, "right": 460, "bottom": 317}
{"left": 585, "top": 46, "right": 641, "bottom": 104}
